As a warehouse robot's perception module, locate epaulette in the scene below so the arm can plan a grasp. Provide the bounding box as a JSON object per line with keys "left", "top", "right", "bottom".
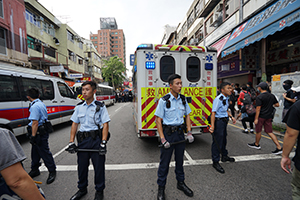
{"left": 179, "top": 94, "right": 186, "bottom": 105}
{"left": 162, "top": 94, "right": 171, "bottom": 101}
{"left": 219, "top": 96, "right": 224, "bottom": 100}
{"left": 77, "top": 101, "right": 85, "bottom": 106}
{"left": 95, "top": 101, "right": 104, "bottom": 107}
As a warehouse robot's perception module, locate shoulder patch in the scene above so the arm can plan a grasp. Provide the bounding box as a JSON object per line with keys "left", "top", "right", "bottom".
{"left": 77, "top": 101, "right": 85, "bottom": 106}
{"left": 162, "top": 94, "right": 171, "bottom": 101}
{"left": 95, "top": 101, "right": 104, "bottom": 107}
{"left": 219, "top": 96, "right": 224, "bottom": 100}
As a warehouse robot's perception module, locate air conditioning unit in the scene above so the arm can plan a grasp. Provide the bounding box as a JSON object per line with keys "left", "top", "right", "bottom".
{"left": 34, "top": 39, "right": 41, "bottom": 43}
{"left": 36, "top": 16, "right": 44, "bottom": 21}
{"left": 215, "top": 3, "right": 223, "bottom": 12}
{"left": 84, "top": 57, "right": 89, "bottom": 61}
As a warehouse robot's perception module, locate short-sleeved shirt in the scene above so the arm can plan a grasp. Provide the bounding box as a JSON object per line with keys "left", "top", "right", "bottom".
{"left": 284, "top": 89, "right": 295, "bottom": 109}
{"left": 212, "top": 93, "right": 229, "bottom": 118}
{"left": 155, "top": 92, "right": 191, "bottom": 126}
{"left": 0, "top": 128, "right": 26, "bottom": 171}
{"left": 256, "top": 92, "right": 278, "bottom": 119}
{"left": 283, "top": 100, "right": 300, "bottom": 171}
{"left": 28, "top": 99, "right": 48, "bottom": 126}
{"left": 71, "top": 100, "right": 110, "bottom": 132}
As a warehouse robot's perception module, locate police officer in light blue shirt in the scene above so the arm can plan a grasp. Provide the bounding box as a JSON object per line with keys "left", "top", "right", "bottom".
{"left": 155, "top": 74, "right": 194, "bottom": 200}
{"left": 209, "top": 82, "right": 236, "bottom": 174}
{"left": 26, "top": 88, "right": 56, "bottom": 185}
{"left": 66, "top": 81, "right": 110, "bottom": 200}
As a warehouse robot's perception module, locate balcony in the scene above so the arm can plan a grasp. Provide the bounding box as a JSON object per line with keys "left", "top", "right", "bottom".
{"left": 199, "top": 0, "right": 221, "bottom": 17}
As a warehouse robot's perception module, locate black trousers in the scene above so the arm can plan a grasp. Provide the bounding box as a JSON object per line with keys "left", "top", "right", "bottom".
{"left": 242, "top": 117, "right": 254, "bottom": 129}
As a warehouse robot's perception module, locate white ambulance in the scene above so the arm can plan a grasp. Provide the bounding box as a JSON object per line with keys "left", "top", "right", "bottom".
{"left": 132, "top": 44, "right": 217, "bottom": 138}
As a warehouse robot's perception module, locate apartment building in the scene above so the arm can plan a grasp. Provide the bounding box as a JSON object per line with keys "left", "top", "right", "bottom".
{"left": 23, "top": 0, "right": 102, "bottom": 83}
{"left": 163, "top": 0, "right": 300, "bottom": 85}
{"left": 0, "top": 0, "right": 30, "bottom": 67}
{"left": 90, "top": 17, "right": 126, "bottom": 66}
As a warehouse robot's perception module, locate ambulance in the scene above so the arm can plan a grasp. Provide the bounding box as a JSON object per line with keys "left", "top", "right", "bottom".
{"left": 132, "top": 44, "right": 217, "bottom": 138}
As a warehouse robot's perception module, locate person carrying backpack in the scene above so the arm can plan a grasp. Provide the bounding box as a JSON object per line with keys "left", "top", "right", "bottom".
{"left": 247, "top": 82, "right": 257, "bottom": 102}
{"left": 238, "top": 85, "right": 252, "bottom": 107}
{"left": 237, "top": 103, "right": 255, "bottom": 134}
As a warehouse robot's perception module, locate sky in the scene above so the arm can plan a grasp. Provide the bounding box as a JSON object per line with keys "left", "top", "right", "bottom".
{"left": 38, "top": 0, "right": 194, "bottom": 77}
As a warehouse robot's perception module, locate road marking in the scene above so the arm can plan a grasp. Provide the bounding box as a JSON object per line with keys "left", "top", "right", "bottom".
{"left": 184, "top": 150, "right": 195, "bottom": 164}
{"left": 40, "top": 152, "right": 294, "bottom": 172}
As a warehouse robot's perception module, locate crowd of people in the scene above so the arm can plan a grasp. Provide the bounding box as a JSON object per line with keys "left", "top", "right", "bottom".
{"left": 115, "top": 90, "right": 133, "bottom": 103}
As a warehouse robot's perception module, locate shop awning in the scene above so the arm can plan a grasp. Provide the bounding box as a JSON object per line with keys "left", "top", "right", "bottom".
{"left": 221, "top": 0, "right": 300, "bottom": 58}
{"left": 211, "top": 34, "right": 230, "bottom": 57}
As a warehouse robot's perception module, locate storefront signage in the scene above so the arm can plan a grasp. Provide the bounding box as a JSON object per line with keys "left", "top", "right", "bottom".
{"left": 50, "top": 65, "right": 64, "bottom": 73}
{"left": 272, "top": 75, "right": 281, "bottom": 81}
{"left": 69, "top": 74, "right": 83, "bottom": 78}
{"left": 266, "top": 42, "right": 300, "bottom": 65}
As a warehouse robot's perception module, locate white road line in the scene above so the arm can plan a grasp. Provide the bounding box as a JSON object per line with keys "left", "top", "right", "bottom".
{"left": 40, "top": 152, "right": 294, "bottom": 172}
{"left": 184, "top": 150, "right": 195, "bottom": 164}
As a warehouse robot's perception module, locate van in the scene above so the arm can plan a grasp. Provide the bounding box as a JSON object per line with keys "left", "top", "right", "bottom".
{"left": 0, "top": 63, "right": 80, "bottom": 136}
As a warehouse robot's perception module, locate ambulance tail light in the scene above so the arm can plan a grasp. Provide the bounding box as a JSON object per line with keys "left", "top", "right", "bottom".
{"left": 140, "top": 130, "right": 156, "bottom": 137}
{"left": 145, "top": 61, "right": 155, "bottom": 69}
{"left": 158, "top": 46, "right": 170, "bottom": 51}
{"left": 137, "top": 44, "right": 153, "bottom": 50}
{"left": 202, "top": 126, "right": 210, "bottom": 133}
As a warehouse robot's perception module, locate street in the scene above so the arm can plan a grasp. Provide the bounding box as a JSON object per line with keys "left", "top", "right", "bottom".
{"left": 17, "top": 102, "right": 293, "bottom": 200}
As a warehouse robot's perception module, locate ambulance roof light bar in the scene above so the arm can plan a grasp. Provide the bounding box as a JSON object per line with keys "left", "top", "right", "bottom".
{"left": 158, "top": 46, "right": 170, "bottom": 51}
{"left": 192, "top": 48, "right": 204, "bottom": 53}
{"left": 137, "top": 44, "right": 153, "bottom": 50}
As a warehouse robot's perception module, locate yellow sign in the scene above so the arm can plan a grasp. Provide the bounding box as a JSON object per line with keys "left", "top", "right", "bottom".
{"left": 272, "top": 75, "right": 281, "bottom": 82}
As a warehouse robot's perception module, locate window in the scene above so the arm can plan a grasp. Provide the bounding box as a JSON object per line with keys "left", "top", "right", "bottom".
{"left": 25, "top": 10, "right": 41, "bottom": 28}
{"left": 0, "top": 75, "right": 20, "bottom": 102}
{"left": 57, "top": 82, "right": 74, "bottom": 99}
{"left": 45, "top": 46, "right": 56, "bottom": 58}
{"left": 226, "top": 0, "right": 240, "bottom": 18}
{"left": 27, "top": 35, "right": 42, "bottom": 53}
{"left": 67, "top": 31, "right": 74, "bottom": 43}
{"left": 115, "top": 32, "right": 118, "bottom": 34}
{"left": 78, "top": 42, "right": 83, "bottom": 49}
{"left": 78, "top": 56, "right": 83, "bottom": 65}
{"left": 195, "top": 0, "right": 204, "bottom": 17}
{"left": 160, "top": 56, "right": 175, "bottom": 82}
{"left": 0, "top": 0, "right": 3, "bottom": 18}
{"left": 68, "top": 50, "right": 76, "bottom": 62}
{"left": 91, "top": 37, "right": 93, "bottom": 39}
{"left": 95, "top": 46, "right": 98, "bottom": 48}
{"left": 20, "top": 78, "right": 54, "bottom": 100}
{"left": 186, "top": 57, "right": 200, "bottom": 82}
{"left": 95, "top": 37, "right": 97, "bottom": 39}
{"left": 0, "top": 28, "right": 6, "bottom": 55}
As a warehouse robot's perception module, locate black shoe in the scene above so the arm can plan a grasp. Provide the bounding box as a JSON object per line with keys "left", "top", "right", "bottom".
{"left": 272, "top": 148, "right": 283, "bottom": 155}
{"left": 221, "top": 155, "right": 235, "bottom": 162}
{"left": 157, "top": 185, "right": 165, "bottom": 200}
{"left": 28, "top": 169, "right": 40, "bottom": 178}
{"left": 70, "top": 189, "right": 87, "bottom": 200}
{"left": 177, "top": 181, "right": 193, "bottom": 197}
{"left": 94, "top": 190, "right": 103, "bottom": 200}
{"left": 213, "top": 162, "right": 225, "bottom": 174}
{"left": 46, "top": 171, "right": 56, "bottom": 184}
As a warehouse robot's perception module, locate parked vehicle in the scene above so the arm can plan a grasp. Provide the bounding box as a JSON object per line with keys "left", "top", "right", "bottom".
{"left": 0, "top": 63, "right": 79, "bottom": 136}
{"left": 132, "top": 44, "right": 217, "bottom": 137}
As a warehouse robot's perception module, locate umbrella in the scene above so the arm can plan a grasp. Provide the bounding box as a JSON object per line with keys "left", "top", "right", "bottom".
{"left": 123, "top": 89, "right": 129, "bottom": 92}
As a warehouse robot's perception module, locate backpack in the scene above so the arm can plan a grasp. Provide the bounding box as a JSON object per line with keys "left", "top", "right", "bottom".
{"left": 243, "top": 91, "right": 252, "bottom": 105}
{"left": 245, "top": 104, "right": 256, "bottom": 117}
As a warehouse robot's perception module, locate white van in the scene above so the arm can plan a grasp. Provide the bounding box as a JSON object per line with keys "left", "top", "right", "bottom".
{"left": 0, "top": 63, "right": 80, "bottom": 136}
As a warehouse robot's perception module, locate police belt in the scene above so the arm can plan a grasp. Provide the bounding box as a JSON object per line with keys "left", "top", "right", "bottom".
{"left": 76, "top": 129, "right": 101, "bottom": 143}
{"left": 162, "top": 124, "right": 185, "bottom": 135}
{"left": 215, "top": 117, "right": 229, "bottom": 122}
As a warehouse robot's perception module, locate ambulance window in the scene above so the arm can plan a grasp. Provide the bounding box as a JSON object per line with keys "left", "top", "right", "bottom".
{"left": 160, "top": 56, "right": 175, "bottom": 82}
{"left": 0, "top": 75, "right": 20, "bottom": 102}
{"left": 187, "top": 57, "right": 200, "bottom": 82}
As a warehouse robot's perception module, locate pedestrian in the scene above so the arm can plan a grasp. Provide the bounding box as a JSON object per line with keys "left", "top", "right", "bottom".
{"left": 247, "top": 82, "right": 282, "bottom": 154}
{"left": 155, "top": 74, "right": 194, "bottom": 200}
{"left": 0, "top": 128, "right": 45, "bottom": 200}
{"left": 236, "top": 104, "right": 255, "bottom": 134}
{"left": 237, "top": 84, "right": 252, "bottom": 112}
{"left": 209, "top": 82, "right": 236, "bottom": 174}
{"left": 66, "top": 81, "right": 110, "bottom": 200}
{"left": 26, "top": 88, "right": 56, "bottom": 184}
{"left": 246, "top": 82, "right": 257, "bottom": 102}
{"left": 282, "top": 80, "right": 296, "bottom": 121}
{"left": 229, "top": 86, "right": 236, "bottom": 118}
{"left": 235, "top": 83, "right": 241, "bottom": 97}
{"left": 281, "top": 100, "right": 300, "bottom": 200}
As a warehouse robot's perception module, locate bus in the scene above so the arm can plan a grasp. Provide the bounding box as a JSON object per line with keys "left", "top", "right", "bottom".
{"left": 133, "top": 44, "right": 217, "bottom": 138}
{"left": 73, "top": 83, "right": 115, "bottom": 106}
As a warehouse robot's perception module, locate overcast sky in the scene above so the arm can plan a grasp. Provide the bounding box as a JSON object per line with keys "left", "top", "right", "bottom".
{"left": 38, "top": 0, "right": 194, "bottom": 77}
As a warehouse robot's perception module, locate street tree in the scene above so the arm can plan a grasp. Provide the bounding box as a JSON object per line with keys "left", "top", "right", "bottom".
{"left": 102, "top": 56, "right": 126, "bottom": 89}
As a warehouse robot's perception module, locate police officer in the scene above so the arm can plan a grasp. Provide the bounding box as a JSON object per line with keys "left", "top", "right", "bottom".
{"left": 66, "top": 81, "right": 110, "bottom": 200}
{"left": 209, "top": 82, "right": 236, "bottom": 174}
{"left": 155, "top": 74, "right": 194, "bottom": 200}
{"left": 26, "top": 88, "right": 56, "bottom": 184}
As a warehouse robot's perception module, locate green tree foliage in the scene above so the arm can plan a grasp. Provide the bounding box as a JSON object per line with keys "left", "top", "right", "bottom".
{"left": 102, "top": 56, "right": 126, "bottom": 89}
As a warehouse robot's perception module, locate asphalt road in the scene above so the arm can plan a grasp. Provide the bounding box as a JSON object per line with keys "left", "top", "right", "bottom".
{"left": 17, "top": 102, "right": 294, "bottom": 200}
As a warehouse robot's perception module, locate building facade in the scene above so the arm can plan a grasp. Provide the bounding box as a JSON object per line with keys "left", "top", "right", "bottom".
{"left": 162, "top": 0, "right": 300, "bottom": 86}
{"left": 0, "top": 0, "right": 29, "bottom": 67}
{"left": 90, "top": 17, "right": 126, "bottom": 66}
